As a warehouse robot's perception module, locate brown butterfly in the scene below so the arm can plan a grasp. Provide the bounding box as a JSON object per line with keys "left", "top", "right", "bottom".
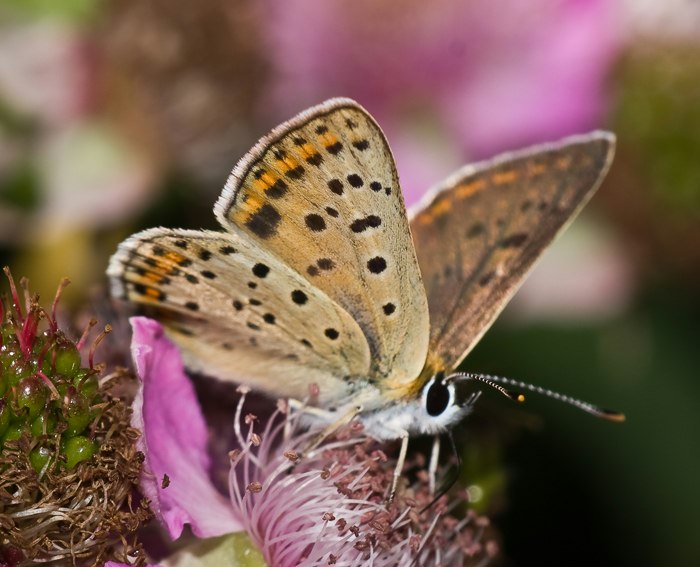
{"left": 108, "top": 98, "right": 623, "bottom": 495}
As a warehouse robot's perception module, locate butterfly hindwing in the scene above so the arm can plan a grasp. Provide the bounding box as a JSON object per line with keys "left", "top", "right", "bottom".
{"left": 215, "top": 98, "right": 430, "bottom": 389}
{"left": 107, "top": 228, "right": 371, "bottom": 403}
{"left": 409, "top": 133, "right": 615, "bottom": 371}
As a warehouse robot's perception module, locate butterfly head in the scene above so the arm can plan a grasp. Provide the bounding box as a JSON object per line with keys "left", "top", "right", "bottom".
{"left": 414, "top": 370, "right": 530, "bottom": 434}
{"left": 416, "top": 372, "right": 476, "bottom": 433}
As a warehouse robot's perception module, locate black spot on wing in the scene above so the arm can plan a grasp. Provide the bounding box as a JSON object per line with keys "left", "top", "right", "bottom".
{"left": 328, "top": 179, "right": 344, "bottom": 195}
{"left": 267, "top": 179, "right": 289, "bottom": 199}
{"left": 347, "top": 174, "right": 364, "bottom": 188}
{"left": 285, "top": 165, "right": 305, "bottom": 180}
{"left": 247, "top": 204, "right": 281, "bottom": 239}
{"left": 305, "top": 214, "right": 327, "bottom": 232}
{"left": 499, "top": 233, "right": 529, "bottom": 248}
{"left": 326, "top": 142, "right": 343, "bottom": 155}
{"left": 291, "top": 290, "right": 308, "bottom": 305}
{"left": 467, "top": 223, "right": 485, "bottom": 238}
{"left": 478, "top": 271, "right": 496, "bottom": 287}
{"left": 307, "top": 257, "right": 335, "bottom": 276}
{"left": 350, "top": 215, "right": 381, "bottom": 233}
{"left": 306, "top": 153, "right": 323, "bottom": 166}
{"left": 252, "top": 263, "right": 270, "bottom": 278}
{"left": 367, "top": 256, "right": 387, "bottom": 274}
{"left": 317, "top": 258, "right": 335, "bottom": 271}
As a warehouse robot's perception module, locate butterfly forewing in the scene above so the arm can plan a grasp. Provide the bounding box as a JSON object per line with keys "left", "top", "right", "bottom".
{"left": 215, "top": 98, "right": 430, "bottom": 389}
{"left": 409, "top": 133, "right": 615, "bottom": 371}
{"left": 107, "top": 228, "right": 371, "bottom": 403}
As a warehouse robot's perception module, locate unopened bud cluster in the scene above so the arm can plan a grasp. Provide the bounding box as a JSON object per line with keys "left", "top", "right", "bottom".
{"left": 0, "top": 318, "right": 103, "bottom": 471}
{"left": 0, "top": 269, "right": 149, "bottom": 565}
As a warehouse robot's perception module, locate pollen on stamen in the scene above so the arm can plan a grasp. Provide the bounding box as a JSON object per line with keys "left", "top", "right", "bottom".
{"left": 227, "top": 388, "right": 498, "bottom": 566}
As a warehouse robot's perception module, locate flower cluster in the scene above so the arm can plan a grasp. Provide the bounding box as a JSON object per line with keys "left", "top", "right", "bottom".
{"left": 0, "top": 269, "right": 149, "bottom": 566}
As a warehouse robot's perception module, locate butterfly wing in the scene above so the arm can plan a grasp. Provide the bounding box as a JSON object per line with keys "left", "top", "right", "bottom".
{"left": 409, "top": 132, "right": 615, "bottom": 371}
{"left": 108, "top": 227, "right": 371, "bottom": 404}
{"left": 215, "top": 98, "right": 430, "bottom": 389}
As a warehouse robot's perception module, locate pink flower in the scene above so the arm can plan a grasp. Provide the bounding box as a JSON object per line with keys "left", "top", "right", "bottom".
{"left": 261, "top": 0, "right": 621, "bottom": 206}
{"left": 130, "top": 317, "right": 498, "bottom": 565}
{"left": 130, "top": 317, "right": 241, "bottom": 539}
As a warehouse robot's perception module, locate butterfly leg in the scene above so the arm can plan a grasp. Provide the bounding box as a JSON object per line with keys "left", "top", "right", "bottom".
{"left": 388, "top": 429, "right": 410, "bottom": 503}
{"left": 428, "top": 435, "right": 441, "bottom": 495}
{"left": 297, "top": 404, "right": 364, "bottom": 457}
{"left": 286, "top": 398, "right": 339, "bottom": 440}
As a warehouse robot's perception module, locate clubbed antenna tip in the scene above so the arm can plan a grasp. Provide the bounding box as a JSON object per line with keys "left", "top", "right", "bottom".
{"left": 448, "top": 372, "right": 625, "bottom": 422}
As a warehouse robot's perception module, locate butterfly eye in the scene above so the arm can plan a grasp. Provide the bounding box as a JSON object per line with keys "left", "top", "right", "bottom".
{"left": 425, "top": 374, "right": 452, "bottom": 417}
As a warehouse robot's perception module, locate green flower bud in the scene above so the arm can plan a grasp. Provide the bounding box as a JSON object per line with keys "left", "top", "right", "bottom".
{"left": 61, "top": 435, "right": 96, "bottom": 470}
{"left": 54, "top": 341, "right": 81, "bottom": 377}
{"left": 6, "top": 358, "right": 33, "bottom": 388}
{"left": 63, "top": 387, "right": 91, "bottom": 437}
{"left": 73, "top": 368, "right": 99, "bottom": 400}
{"left": 0, "top": 399, "right": 10, "bottom": 437}
{"left": 1, "top": 421, "right": 28, "bottom": 445}
{"left": 15, "top": 376, "right": 49, "bottom": 422}
{"left": 30, "top": 412, "right": 58, "bottom": 436}
{"left": 29, "top": 445, "right": 53, "bottom": 473}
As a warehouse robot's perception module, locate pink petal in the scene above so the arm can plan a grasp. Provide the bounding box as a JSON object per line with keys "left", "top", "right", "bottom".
{"left": 443, "top": 0, "right": 621, "bottom": 158}
{"left": 261, "top": 0, "right": 621, "bottom": 198}
{"left": 130, "top": 317, "right": 242, "bottom": 539}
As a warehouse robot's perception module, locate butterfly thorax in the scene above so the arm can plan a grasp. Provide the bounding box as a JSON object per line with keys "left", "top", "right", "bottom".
{"left": 352, "top": 369, "right": 472, "bottom": 440}
{"left": 312, "top": 360, "right": 467, "bottom": 441}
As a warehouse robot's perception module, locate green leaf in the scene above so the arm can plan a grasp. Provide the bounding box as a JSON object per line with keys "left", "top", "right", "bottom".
{"left": 162, "top": 533, "right": 266, "bottom": 567}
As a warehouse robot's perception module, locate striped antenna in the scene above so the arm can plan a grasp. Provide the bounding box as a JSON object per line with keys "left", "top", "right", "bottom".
{"left": 448, "top": 372, "right": 625, "bottom": 422}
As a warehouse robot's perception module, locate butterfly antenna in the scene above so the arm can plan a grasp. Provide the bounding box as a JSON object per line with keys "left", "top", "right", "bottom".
{"left": 446, "top": 372, "right": 524, "bottom": 403}
{"left": 450, "top": 372, "right": 625, "bottom": 422}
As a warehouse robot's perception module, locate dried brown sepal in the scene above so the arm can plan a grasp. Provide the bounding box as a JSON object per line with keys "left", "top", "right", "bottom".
{"left": 0, "top": 371, "right": 152, "bottom": 566}
{"left": 1, "top": 271, "right": 153, "bottom": 565}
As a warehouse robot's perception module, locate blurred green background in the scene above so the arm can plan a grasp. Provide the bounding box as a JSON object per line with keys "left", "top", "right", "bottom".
{"left": 1, "top": 1, "right": 698, "bottom": 565}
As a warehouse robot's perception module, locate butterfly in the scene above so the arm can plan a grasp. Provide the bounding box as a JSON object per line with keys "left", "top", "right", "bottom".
{"left": 108, "top": 98, "right": 621, "bottom": 495}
